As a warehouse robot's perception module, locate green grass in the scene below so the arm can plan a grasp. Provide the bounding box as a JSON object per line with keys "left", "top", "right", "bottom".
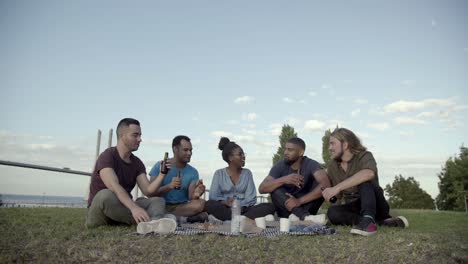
{"left": 0, "top": 208, "right": 467, "bottom": 263}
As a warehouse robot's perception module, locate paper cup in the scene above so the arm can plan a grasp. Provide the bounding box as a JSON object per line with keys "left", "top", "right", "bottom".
{"left": 280, "top": 218, "right": 290, "bottom": 232}
{"left": 255, "top": 217, "right": 266, "bottom": 229}
{"left": 240, "top": 215, "right": 247, "bottom": 233}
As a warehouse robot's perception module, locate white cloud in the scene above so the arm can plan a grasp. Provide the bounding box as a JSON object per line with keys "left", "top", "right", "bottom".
{"left": 355, "top": 131, "right": 372, "bottom": 139}
{"left": 383, "top": 98, "right": 455, "bottom": 113}
{"left": 226, "top": 120, "right": 239, "bottom": 125}
{"left": 327, "top": 120, "right": 344, "bottom": 129}
{"left": 399, "top": 131, "right": 415, "bottom": 137}
{"left": 270, "top": 123, "right": 283, "bottom": 136}
{"left": 309, "top": 91, "right": 317, "bottom": 96}
{"left": 233, "top": 135, "right": 255, "bottom": 143}
{"left": 416, "top": 111, "right": 449, "bottom": 119}
{"left": 367, "top": 122, "right": 390, "bottom": 131}
{"left": 234, "top": 96, "right": 255, "bottom": 104}
{"left": 431, "top": 19, "right": 437, "bottom": 27}
{"left": 354, "top": 98, "right": 368, "bottom": 105}
{"left": 394, "top": 117, "right": 428, "bottom": 125}
{"left": 286, "top": 118, "right": 301, "bottom": 126}
{"left": 242, "top": 113, "right": 258, "bottom": 121}
{"left": 282, "top": 98, "right": 305, "bottom": 104}
{"left": 351, "top": 109, "right": 361, "bottom": 117}
{"left": 28, "top": 143, "right": 57, "bottom": 150}
{"left": 211, "top": 131, "right": 232, "bottom": 138}
{"left": 401, "top": 80, "right": 415, "bottom": 86}
{"left": 304, "top": 120, "right": 326, "bottom": 132}
{"left": 145, "top": 139, "right": 172, "bottom": 147}
{"left": 454, "top": 105, "right": 468, "bottom": 111}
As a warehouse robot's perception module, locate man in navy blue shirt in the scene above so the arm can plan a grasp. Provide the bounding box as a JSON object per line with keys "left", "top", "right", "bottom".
{"left": 259, "top": 137, "right": 330, "bottom": 221}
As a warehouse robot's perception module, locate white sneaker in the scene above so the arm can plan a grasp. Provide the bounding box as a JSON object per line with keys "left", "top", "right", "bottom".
{"left": 265, "top": 214, "right": 275, "bottom": 221}
{"left": 304, "top": 214, "right": 327, "bottom": 225}
{"left": 137, "top": 217, "right": 177, "bottom": 235}
{"left": 288, "top": 214, "right": 300, "bottom": 222}
{"left": 208, "top": 214, "right": 223, "bottom": 225}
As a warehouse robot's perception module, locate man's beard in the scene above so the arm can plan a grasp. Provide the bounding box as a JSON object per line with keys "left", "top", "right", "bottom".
{"left": 284, "top": 156, "right": 299, "bottom": 165}
{"left": 332, "top": 150, "right": 344, "bottom": 162}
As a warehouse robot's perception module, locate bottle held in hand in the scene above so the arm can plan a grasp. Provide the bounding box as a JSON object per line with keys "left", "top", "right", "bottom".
{"left": 160, "top": 152, "right": 170, "bottom": 174}
{"left": 174, "top": 170, "right": 181, "bottom": 190}
{"left": 321, "top": 187, "right": 337, "bottom": 203}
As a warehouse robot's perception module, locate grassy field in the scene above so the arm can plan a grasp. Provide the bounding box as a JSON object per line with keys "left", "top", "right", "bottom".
{"left": 0, "top": 208, "right": 467, "bottom": 263}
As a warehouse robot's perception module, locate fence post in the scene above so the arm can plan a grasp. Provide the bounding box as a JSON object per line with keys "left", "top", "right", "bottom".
{"left": 84, "top": 130, "right": 101, "bottom": 202}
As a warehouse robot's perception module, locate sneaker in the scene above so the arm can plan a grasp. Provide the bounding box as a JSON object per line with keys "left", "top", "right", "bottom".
{"left": 208, "top": 214, "right": 224, "bottom": 225}
{"left": 265, "top": 214, "right": 275, "bottom": 222}
{"left": 304, "top": 214, "right": 327, "bottom": 225}
{"left": 137, "top": 218, "right": 177, "bottom": 235}
{"left": 382, "top": 216, "right": 409, "bottom": 228}
{"left": 288, "top": 214, "right": 300, "bottom": 222}
{"left": 187, "top": 212, "right": 209, "bottom": 223}
{"left": 350, "top": 216, "right": 377, "bottom": 236}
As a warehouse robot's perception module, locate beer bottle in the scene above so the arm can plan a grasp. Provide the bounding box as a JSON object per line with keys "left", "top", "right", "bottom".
{"left": 174, "top": 170, "right": 181, "bottom": 190}
{"left": 160, "top": 152, "right": 169, "bottom": 174}
{"left": 321, "top": 187, "right": 337, "bottom": 203}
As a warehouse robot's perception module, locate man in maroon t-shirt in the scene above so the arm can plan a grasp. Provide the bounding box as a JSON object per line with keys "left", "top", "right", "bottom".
{"left": 86, "top": 118, "right": 174, "bottom": 232}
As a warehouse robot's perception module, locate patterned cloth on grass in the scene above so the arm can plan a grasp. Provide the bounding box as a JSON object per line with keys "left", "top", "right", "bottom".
{"left": 166, "top": 221, "right": 337, "bottom": 238}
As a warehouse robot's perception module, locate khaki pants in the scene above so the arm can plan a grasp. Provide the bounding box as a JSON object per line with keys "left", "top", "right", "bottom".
{"left": 86, "top": 189, "right": 166, "bottom": 228}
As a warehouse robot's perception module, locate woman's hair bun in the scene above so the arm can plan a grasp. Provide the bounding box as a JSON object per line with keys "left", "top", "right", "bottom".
{"left": 218, "top": 137, "right": 231, "bottom": 151}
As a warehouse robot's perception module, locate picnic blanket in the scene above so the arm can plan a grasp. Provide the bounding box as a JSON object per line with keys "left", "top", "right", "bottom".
{"left": 157, "top": 220, "right": 337, "bottom": 238}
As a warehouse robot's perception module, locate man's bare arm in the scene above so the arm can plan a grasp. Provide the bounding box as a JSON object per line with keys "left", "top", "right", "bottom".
{"left": 100, "top": 168, "right": 149, "bottom": 223}
{"left": 297, "top": 169, "right": 331, "bottom": 205}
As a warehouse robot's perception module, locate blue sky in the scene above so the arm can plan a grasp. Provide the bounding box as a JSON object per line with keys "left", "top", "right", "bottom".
{"left": 1, "top": 1, "right": 467, "bottom": 199}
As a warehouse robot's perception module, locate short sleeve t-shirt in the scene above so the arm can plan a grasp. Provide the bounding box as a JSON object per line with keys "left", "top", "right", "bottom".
{"left": 88, "top": 147, "right": 146, "bottom": 207}
{"left": 149, "top": 162, "right": 199, "bottom": 204}
{"left": 327, "top": 151, "right": 379, "bottom": 203}
{"left": 269, "top": 156, "right": 322, "bottom": 195}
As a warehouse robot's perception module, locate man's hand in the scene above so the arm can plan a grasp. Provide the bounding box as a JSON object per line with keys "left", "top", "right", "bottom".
{"left": 322, "top": 186, "right": 340, "bottom": 202}
{"left": 282, "top": 173, "right": 304, "bottom": 189}
{"left": 193, "top": 179, "right": 206, "bottom": 199}
{"left": 170, "top": 175, "right": 182, "bottom": 189}
{"left": 284, "top": 193, "right": 301, "bottom": 211}
{"left": 160, "top": 158, "right": 172, "bottom": 174}
{"left": 130, "top": 206, "right": 150, "bottom": 223}
{"left": 222, "top": 197, "right": 234, "bottom": 208}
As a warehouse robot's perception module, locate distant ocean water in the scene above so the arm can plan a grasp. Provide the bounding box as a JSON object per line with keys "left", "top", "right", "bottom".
{"left": 1, "top": 194, "right": 87, "bottom": 208}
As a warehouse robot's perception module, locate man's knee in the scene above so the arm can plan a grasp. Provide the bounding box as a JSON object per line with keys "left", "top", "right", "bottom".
{"left": 270, "top": 188, "right": 287, "bottom": 207}
{"left": 93, "top": 189, "right": 119, "bottom": 208}
{"left": 147, "top": 197, "right": 165, "bottom": 207}
{"left": 191, "top": 199, "right": 205, "bottom": 213}
{"left": 204, "top": 200, "right": 218, "bottom": 211}
{"left": 358, "top": 181, "right": 376, "bottom": 191}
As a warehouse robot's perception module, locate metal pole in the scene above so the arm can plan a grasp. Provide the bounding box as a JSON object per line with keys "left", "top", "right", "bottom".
{"left": 85, "top": 130, "right": 102, "bottom": 201}
{"left": 96, "top": 130, "right": 102, "bottom": 160}
{"left": 108, "top": 129, "right": 113, "bottom": 148}
{"left": 0, "top": 160, "right": 92, "bottom": 176}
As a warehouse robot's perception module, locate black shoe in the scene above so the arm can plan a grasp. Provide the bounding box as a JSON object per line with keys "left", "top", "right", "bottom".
{"left": 350, "top": 216, "right": 377, "bottom": 236}
{"left": 382, "top": 216, "right": 409, "bottom": 228}
{"left": 187, "top": 212, "right": 209, "bottom": 223}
